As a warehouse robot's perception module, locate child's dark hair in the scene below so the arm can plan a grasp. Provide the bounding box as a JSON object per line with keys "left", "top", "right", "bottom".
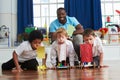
{"left": 82, "top": 28, "right": 96, "bottom": 37}
{"left": 28, "top": 30, "right": 43, "bottom": 43}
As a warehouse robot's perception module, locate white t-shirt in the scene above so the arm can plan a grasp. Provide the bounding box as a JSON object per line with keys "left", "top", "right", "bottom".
{"left": 92, "top": 37, "right": 104, "bottom": 57}
{"left": 15, "top": 41, "right": 44, "bottom": 62}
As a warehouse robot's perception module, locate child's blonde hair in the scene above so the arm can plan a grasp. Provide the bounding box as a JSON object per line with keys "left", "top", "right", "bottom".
{"left": 55, "top": 28, "right": 68, "bottom": 37}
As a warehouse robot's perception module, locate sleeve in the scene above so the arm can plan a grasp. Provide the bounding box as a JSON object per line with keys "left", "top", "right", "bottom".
{"left": 98, "top": 44, "right": 104, "bottom": 54}
{"left": 67, "top": 41, "right": 75, "bottom": 66}
{"left": 96, "top": 37, "right": 104, "bottom": 54}
{"left": 49, "top": 20, "right": 57, "bottom": 32}
{"left": 50, "top": 43, "right": 57, "bottom": 66}
{"left": 15, "top": 42, "right": 25, "bottom": 56}
{"left": 70, "top": 17, "right": 80, "bottom": 27}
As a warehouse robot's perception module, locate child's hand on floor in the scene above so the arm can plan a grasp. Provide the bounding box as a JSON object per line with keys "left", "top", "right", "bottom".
{"left": 70, "top": 66, "right": 75, "bottom": 69}
{"left": 12, "top": 67, "right": 23, "bottom": 72}
{"left": 48, "top": 66, "right": 57, "bottom": 70}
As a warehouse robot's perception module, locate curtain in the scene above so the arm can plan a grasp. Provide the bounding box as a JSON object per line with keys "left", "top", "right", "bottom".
{"left": 17, "top": 0, "right": 33, "bottom": 34}
{"left": 64, "top": 0, "right": 102, "bottom": 30}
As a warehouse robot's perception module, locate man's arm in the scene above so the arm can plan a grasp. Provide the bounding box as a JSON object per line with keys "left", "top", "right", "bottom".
{"left": 73, "top": 24, "right": 84, "bottom": 35}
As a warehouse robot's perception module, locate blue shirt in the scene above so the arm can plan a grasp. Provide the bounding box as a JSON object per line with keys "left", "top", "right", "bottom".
{"left": 49, "top": 16, "right": 80, "bottom": 36}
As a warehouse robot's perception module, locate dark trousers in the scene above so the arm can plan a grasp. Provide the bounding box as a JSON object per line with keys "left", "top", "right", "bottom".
{"left": 2, "top": 58, "right": 39, "bottom": 71}
{"left": 74, "top": 45, "right": 81, "bottom": 61}
{"left": 72, "top": 42, "right": 81, "bottom": 61}
{"left": 93, "top": 56, "right": 100, "bottom": 66}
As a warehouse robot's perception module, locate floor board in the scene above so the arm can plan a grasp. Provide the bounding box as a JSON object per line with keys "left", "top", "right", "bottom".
{"left": 0, "top": 60, "right": 120, "bottom": 80}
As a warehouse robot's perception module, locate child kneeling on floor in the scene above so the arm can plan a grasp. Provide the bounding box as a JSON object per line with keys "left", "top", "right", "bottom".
{"left": 2, "top": 30, "right": 47, "bottom": 72}
{"left": 50, "top": 28, "right": 76, "bottom": 69}
{"left": 82, "top": 28, "right": 104, "bottom": 67}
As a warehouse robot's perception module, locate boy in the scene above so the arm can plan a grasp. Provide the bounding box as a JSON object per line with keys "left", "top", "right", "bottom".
{"left": 82, "top": 28, "right": 103, "bottom": 67}
{"left": 2, "top": 30, "right": 46, "bottom": 72}
{"left": 50, "top": 28, "right": 75, "bottom": 68}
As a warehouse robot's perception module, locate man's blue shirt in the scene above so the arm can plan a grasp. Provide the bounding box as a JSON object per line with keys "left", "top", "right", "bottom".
{"left": 49, "top": 16, "right": 80, "bottom": 33}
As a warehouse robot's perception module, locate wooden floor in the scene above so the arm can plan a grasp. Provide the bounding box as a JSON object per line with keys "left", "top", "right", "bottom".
{"left": 0, "top": 60, "right": 120, "bottom": 80}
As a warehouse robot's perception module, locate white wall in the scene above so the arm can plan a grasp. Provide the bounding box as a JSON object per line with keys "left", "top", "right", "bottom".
{"left": 0, "top": 0, "right": 17, "bottom": 47}
{"left": 103, "top": 45, "right": 120, "bottom": 60}
{"left": 0, "top": 48, "right": 14, "bottom": 63}
{"left": 0, "top": 45, "right": 120, "bottom": 64}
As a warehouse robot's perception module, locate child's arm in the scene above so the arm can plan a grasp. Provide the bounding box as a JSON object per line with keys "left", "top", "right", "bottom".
{"left": 69, "top": 51, "right": 75, "bottom": 68}
{"left": 99, "top": 52, "right": 103, "bottom": 66}
{"left": 50, "top": 48, "right": 57, "bottom": 68}
{"left": 42, "top": 54, "right": 47, "bottom": 66}
{"left": 12, "top": 51, "right": 23, "bottom": 72}
{"left": 96, "top": 37, "right": 104, "bottom": 67}
{"left": 68, "top": 44, "right": 75, "bottom": 67}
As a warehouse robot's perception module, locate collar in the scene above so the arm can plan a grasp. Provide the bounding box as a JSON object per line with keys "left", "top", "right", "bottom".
{"left": 57, "top": 16, "right": 69, "bottom": 25}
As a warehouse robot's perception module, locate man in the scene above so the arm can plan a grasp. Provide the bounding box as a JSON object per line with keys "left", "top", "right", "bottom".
{"left": 49, "top": 7, "right": 84, "bottom": 65}
{"left": 49, "top": 7, "right": 84, "bottom": 43}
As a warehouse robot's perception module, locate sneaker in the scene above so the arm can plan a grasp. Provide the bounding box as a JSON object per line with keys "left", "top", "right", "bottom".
{"left": 87, "top": 62, "right": 93, "bottom": 67}
{"left": 83, "top": 62, "right": 93, "bottom": 67}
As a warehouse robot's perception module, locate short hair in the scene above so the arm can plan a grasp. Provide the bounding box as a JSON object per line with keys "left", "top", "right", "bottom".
{"left": 55, "top": 28, "right": 68, "bottom": 37}
{"left": 57, "top": 7, "right": 66, "bottom": 13}
{"left": 28, "top": 30, "right": 43, "bottom": 43}
{"left": 82, "top": 28, "right": 96, "bottom": 37}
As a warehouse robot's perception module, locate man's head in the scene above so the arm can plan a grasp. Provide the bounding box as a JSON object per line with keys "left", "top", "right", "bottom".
{"left": 57, "top": 7, "right": 67, "bottom": 24}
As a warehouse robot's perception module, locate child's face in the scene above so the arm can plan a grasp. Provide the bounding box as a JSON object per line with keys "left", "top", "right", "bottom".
{"left": 83, "top": 35, "right": 95, "bottom": 45}
{"left": 31, "top": 39, "right": 42, "bottom": 50}
{"left": 57, "top": 34, "right": 67, "bottom": 44}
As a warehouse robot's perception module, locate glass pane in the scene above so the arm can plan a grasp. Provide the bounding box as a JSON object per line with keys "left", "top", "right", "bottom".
{"left": 57, "top": 4, "right": 64, "bottom": 8}
{"left": 101, "top": 4, "right": 105, "bottom": 16}
{"left": 114, "top": 16, "right": 120, "bottom": 24}
{"left": 113, "top": 0, "right": 120, "bottom": 1}
{"left": 33, "top": 0, "right": 40, "bottom": 4}
{"left": 113, "top": 3, "right": 120, "bottom": 24}
{"left": 41, "top": 5, "right": 49, "bottom": 16}
{"left": 105, "top": 3, "right": 113, "bottom": 15}
{"left": 110, "top": 16, "right": 114, "bottom": 22}
{"left": 102, "top": 17, "right": 106, "bottom": 27}
{"left": 33, "top": 5, "right": 40, "bottom": 17}
{"left": 58, "top": 0, "right": 64, "bottom": 3}
{"left": 114, "top": 3, "right": 120, "bottom": 15}
{"left": 50, "top": 17, "right": 57, "bottom": 24}
{"left": 34, "top": 18, "right": 41, "bottom": 27}
{"left": 40, "top": 17, "right": 49, "bottom": 28}
{"left": 50, "top": 4, "right": 57, "bottom": 16}
{"left": 50, "top": 0, "right": 57, "bottom": 3}
{"left": 41, "top": 0, "right": 49, "bottom": 3}
{"left": 104, "top": 0, "right": 112, "bottom": 1}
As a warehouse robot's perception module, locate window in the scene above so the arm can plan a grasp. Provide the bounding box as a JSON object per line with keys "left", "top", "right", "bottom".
{"left": 33, "top": 0, "right": 64, "bottom": 29}
{"left": 33, "top": 0, "right": 120, "bottom": 28}
{"left": 101, "top": 0, "right": 120, "bottom": 27}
